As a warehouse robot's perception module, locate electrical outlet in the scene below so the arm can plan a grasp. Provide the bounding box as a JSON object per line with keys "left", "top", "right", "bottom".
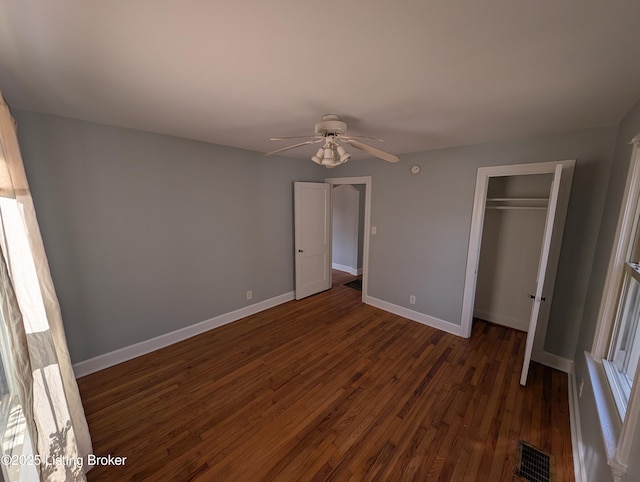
{"left": 246, "top": 290, "right": 252, "bottom": 300}
{"left": 579, "top": 377, "right": 584, "bottom": 398}
{"left": 409, "top": 295, "right": 416, "bottom": 305}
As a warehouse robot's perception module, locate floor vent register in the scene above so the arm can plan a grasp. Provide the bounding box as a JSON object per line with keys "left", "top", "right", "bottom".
{"left": 514, "top": 441, "right": 555, "bottom": 482}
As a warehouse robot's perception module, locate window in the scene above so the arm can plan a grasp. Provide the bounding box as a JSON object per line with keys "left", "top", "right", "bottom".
{"left": 603, "top": 261, "right": 640, "bottom": 418}
{"left": 0, "top": 93, "right": 90, "bottom": 481}
{"left": 0, "top": 308, "right": 29, "bottom": 482}
{"left": 0, "top": 199, "right": 38, "bottom": 482}
{"left": 590, "top": 134, "right": 640, "bottom": 481}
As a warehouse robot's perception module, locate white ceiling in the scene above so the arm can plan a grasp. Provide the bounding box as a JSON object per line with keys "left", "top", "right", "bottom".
{"left": 1, "top": 0, "right": 640, "bottom": 160}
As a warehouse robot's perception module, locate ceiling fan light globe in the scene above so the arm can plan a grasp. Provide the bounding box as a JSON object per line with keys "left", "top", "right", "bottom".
{"left": 311, "top": 147, "right": 325, "bottom": 164}
{"left": 334, "top": 145, "right": 349, "bottom": 163}
{"left": 321, "top": 152, "right": 337, "bottom": 167}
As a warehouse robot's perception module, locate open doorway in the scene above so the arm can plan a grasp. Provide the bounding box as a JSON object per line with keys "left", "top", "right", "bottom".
{"left": 331, "top": 184, "right": 365, "bottom": 290}
{"left": 326, "top": 176, "right": 372, "bottom": 302}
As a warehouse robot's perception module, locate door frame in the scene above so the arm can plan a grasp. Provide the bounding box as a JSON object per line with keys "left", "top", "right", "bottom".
{"left": 460, "top": 160, "right": 575, "bottom": 356}
{"left": 325, "top": 176, "right": 372, "bottom": 302}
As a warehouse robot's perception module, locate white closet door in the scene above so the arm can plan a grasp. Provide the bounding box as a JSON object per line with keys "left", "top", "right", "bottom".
{"left": 520, "top": 164, "right": 563, "bottom": 385}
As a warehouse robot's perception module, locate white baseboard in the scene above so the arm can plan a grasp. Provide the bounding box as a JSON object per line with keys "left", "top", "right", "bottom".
{"left": 532, "top": 350, "right": 574, "bottom": 373}
{"left": 473, "top": 309, "right": 529, "bottom": 332}
{"left": 568, "top": 368, "right": 586, "bottom": 482}
{"left": 364, "top": 296, "right": 464, "bottom": 337}
{"left": 73, "top": 292, "right": 295, "bottom": 378}
{"left": 332, "top": 263, "right": 362, "bottom": 276}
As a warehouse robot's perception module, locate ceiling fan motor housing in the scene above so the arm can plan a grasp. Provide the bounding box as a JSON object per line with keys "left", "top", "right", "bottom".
{"left": 315, "top": 114, "right": 347, "bottom": 136}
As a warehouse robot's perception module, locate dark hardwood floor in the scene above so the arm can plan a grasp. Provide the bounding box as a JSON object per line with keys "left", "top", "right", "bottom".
{"left": 332, "top": 269, "right": 361, "bottom": 286}
{"left": 78, "top": 274, "right": 574, "bottom": 481}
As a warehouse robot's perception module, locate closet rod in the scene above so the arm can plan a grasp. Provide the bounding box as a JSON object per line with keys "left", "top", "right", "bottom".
{"left": 485, "top": 206, "right": 547, "bottom": 210}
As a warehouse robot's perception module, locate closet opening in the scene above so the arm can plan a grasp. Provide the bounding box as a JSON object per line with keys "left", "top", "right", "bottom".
{"left": 474, "top": 173, "right": 553, "bottom": 333}
{"left": 460, "top": 160, "right": 575, "bottom": 384}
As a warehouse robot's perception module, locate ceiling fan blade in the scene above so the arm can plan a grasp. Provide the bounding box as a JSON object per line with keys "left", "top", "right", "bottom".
{"left": 264, "top": 140, "right": 316, "bottom": 156}
{"left": 337, "top": 134, "right": 384, "bottom": 142}
{"left": 344, "top": 139, "right": 399, "bottom": 163}
{"left": 270, "top": 135, "right": 321, "bottom": 141}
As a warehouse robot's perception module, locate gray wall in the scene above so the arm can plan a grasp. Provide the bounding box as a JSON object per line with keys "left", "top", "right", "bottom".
{"left": 573, "top": 97, "right": 640, "bottom": 482}
{"left": 334, "top": 127, "right": 616, "bottom": 359}
{"left": 15, "top": 111, "right": 323, "bottom": 363}
{"left": 16, "top": 109, "right": 617, "bottom": 368}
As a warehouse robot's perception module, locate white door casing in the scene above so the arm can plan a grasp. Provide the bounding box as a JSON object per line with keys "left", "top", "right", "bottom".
{"left": 294, "top": 182, "right": 332, "bottom": 300}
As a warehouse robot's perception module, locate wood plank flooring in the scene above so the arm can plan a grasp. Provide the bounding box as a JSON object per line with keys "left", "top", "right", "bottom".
{"left": 78, "top": 276, "right": 574, "bottom": 481}
{"left": 332, "top": 269, "right": 361, "bottom": 286}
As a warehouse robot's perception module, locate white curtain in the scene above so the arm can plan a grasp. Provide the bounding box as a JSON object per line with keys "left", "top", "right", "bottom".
{"left": 0, "top": 92, "right": 92, "bottom": 480}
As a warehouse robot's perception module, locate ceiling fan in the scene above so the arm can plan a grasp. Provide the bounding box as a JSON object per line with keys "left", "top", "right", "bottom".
{"left": 265, "top": 114, "right": 399, "bottom": 168}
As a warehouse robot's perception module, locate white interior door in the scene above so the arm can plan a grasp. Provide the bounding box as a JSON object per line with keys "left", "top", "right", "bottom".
{"left": 520, "top": 164, "right": 563, "bottom": 385}
{"left": 294, "top": 182, "right": 332, "bottom": 300}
